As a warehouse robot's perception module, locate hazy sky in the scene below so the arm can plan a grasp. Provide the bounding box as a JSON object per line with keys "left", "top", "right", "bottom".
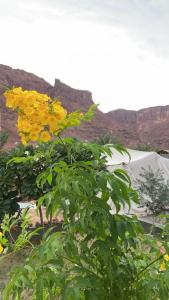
{"left": 1, "top": 0, "right": 169, "bottom": 112}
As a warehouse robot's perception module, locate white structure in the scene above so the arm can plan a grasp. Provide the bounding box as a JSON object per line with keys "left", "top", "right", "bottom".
{"left": 106, "top": 148, "right": 169, "bottom": 182}
{"left": 106, "top": 147, "right": 169, "bottom": 216}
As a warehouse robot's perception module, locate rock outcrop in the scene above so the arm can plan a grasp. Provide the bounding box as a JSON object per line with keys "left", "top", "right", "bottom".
{"left": 106, "top": 107, "right": 169, "bottom": 148}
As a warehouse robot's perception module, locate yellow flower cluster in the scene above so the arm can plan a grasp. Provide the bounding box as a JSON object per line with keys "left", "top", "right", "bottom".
{"left": 4, "top": 87, "right": 67, "bottom": 144}
{"left": 164, "top": 254, "right": 169, "bottom": 261}
{"left": 0, "top": 232, "right": 3, "bottom": 254}
{"left": 0, "top": 244, "right": 3, "bottom": 254}
{"left": 159, "top": 254, "right": 169, "bottom": 271}
{"left": 159, "top": 262, "right": 166, "bottom": 272}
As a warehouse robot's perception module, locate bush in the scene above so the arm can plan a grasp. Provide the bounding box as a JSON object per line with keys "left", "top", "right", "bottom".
{"left": 0, "top": 139, "right": 109, "bottom": 222}
{"left": 133, "top": 143, "right": 157, "bottom": 152}
{"left": 0, "top": 130, "right": 9, "bottom": 150}
{"left": 93, "top": 133, "right": 122, "bottom": 145}
{"left": 137, "top": 167, "right": 169, "bottom": 215}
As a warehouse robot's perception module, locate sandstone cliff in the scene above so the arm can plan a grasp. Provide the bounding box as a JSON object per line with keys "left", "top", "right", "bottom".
{"left": 106, "top": 107, "right": 169, "bottom": 149}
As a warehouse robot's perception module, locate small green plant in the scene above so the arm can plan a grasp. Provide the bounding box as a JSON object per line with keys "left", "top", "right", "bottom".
{"left": 0, "top": 144, "right": 34, "bottom": 221}
{"left": 0, "top": 210, "right": 39, "bottom": 254}
{"left": 133, "top": 143, "right": 157, "bottom": 152}
{"left": 0, "top": 130, "right": 9, "bottom": 150}
{"left": 137, "top": 167, "right": 169, "bottom": 215}
{"left": 93, "top": 133, "right": 122, "bottom": 145}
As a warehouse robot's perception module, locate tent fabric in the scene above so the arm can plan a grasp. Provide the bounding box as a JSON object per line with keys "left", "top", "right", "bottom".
{"left": 106, "top": 148, "right": 153, "bottom": 165}
{"left": 106, "top": 147, "right": 169, "bottom": 182}
{"left": 106, "top": 147, "right": 169, "bottom": 215}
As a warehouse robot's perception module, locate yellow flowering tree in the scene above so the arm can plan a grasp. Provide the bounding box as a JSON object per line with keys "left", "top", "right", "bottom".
{"left": 4, "top": 87, "right": 95, "bottom": 145}
{"left": 3, "top": 87, "right": 169, "bottom": 300}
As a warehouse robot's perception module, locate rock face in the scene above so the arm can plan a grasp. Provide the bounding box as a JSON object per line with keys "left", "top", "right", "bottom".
{"left": 1, "top": 64, "right": 169, "bottom": 149}
{"left": 106, "top": 107, "right": 169, "bottom": 148}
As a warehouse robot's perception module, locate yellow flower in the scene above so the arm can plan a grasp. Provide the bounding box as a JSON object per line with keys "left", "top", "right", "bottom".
{"left": 47, "top": 115, "right": 57, "bottom": 124}
{"left": 30, "top": 112, "right": 42, "bottom": 124}
{"left": 20, "top": 135, "right": 28, "bottom": 145}
{"left": 164, "top": 254, "right": 169, "bottom": 262}
{"left": 0, "top": 232, "right": 3, "bottom": 238}
{"left": 159, "top": 262, "right": 166, "bottom": 271}
{"left": 0, "top": 244, "right": 3, "bottom": 254}
{"left": 11, "top": 87, "right": 23, "bottom": 95}
{"left": 52, "top": 102, "right": 67, "bottom": 117}
{"left": 40, "top": 131, "right": 51, "bottom": 142}
{"left": 49, "top": 124, "right": 59, "bottom": 133}
{"left": 47, "top": 115, "right": 58, "bottom": 133}
{"left": 39, "top": 114, "right": 49, "bottom": 126}
{"left": 39, "top": 103, "right": 49, "bottom": 112}
{"left": 29, "top": 132, "right": 39, "bottom": 142}
{"left": 18, "top": 118, "right": 31, "bottom": 133}
{"left": 30, "top": 125, "right": 42, "bottom": 134}
{"left": 4, "top": 87, "right": 71, "bottom": 145}
{"left": 23, "top": 106, "right": 34, "bottom": 116}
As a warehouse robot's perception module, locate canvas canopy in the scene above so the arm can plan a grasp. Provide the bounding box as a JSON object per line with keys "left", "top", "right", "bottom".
{"left": 106, "top": 147, "right": 169, "bottom": 182}
{"left": 106, "top": 147, "right": 169, "bottom": 215}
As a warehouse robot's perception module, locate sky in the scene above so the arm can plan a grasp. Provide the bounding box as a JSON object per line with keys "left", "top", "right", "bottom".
{"left": 1, "top": 0, "right": 169, "bottom": 112}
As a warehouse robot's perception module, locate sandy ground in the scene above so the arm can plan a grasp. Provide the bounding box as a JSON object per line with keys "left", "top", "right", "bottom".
{"left": 18, "top": 201, "right": 63, "bottom": 227}
{"left": 28, "top": 206, "right": 63, "bottom": 227}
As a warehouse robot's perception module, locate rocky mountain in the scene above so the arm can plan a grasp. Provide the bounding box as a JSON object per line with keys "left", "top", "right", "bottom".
{"left": 106, "top": 107, "right": 169, "bottom": 149}
{"left": 0, "top": 64, "right": 169, "bottom": 149}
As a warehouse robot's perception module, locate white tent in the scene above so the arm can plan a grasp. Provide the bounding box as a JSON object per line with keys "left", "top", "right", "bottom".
{"left": 106, "top": 148, "right": 169, "bottom": 182}
{"left": 106, "top": 147, "right": 169, "bottom": 215}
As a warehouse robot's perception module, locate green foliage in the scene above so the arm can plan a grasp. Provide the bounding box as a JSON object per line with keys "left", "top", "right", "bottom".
{"left": 0, "top": 144, "right": 34, "bottom": 221}
{"left": 3, "top": 146, "right": 141, "bottom": 299}
{"left": 0, "top": 138, "right": 110, "bottom": 221}
{"left": 3, "top": 140, "right": 169, "bottom": 300}
{"left": 133, "top": 143, "right": 157, "bottom": 152}
{"left": 137, "top": 167, "right": 169, "bottom": 215}
{"left": 0, "top": 211, "right": 39, "bottom": 253}
{"left": 0, "top": 130, "right": 9, "bottom": 150}
{"left": 3, "top": 139, "right": 169, "bottom": 299}
{"left": 93, "top": 133, "right": 122, "bottom": 145}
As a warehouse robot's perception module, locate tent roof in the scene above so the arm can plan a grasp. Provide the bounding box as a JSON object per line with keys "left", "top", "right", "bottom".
{"left": 106, "top": 146, "right": 169, "bottom": 214}
{"left": 106, "top": 146, "right": 169, "bottom": 181}
{"left": 106, "top": 147, "right": 154, "bottom": 166}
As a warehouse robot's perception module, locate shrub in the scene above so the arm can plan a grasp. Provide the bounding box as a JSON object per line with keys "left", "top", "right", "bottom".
{"left": 137, "top": 167, "right": 169, "bottom": 215}
{"left": 133, "top": 143, "right": 157, "bottom": 152}
{"left": 0, "top": 130, "right": 9, "bottom": 150}
{"left": 93, "top": 133, "right": 122, "bottom": 145}
{"left": 0, "top": 138, "right": 109, "bottom": 222}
